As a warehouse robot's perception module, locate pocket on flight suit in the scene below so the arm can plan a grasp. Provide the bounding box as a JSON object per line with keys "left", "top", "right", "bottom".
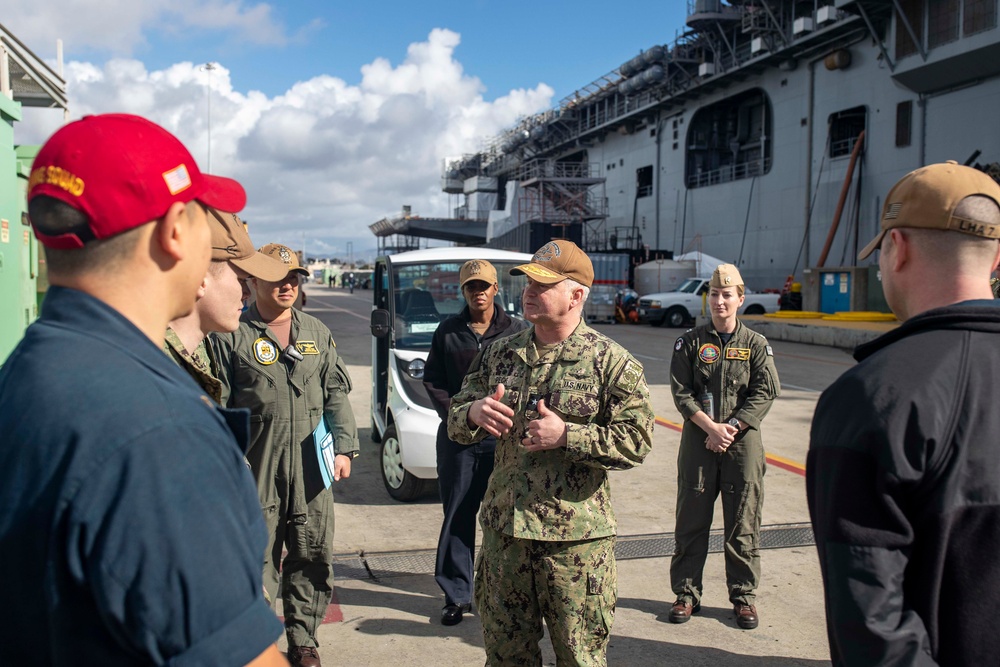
{"left": 291, "top": 488, "right": 335, "bottom": 562}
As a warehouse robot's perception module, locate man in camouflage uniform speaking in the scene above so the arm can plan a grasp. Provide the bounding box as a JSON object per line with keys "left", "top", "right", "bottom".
{"left": 448, "top": 240, "right": 654, "bottom": 666}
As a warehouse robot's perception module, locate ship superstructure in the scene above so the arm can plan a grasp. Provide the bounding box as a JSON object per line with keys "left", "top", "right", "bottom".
{"left": 392, "top": 0, "right": 1000, "bottom": 292}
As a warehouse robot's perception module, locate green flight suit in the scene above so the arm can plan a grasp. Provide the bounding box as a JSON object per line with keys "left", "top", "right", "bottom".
{"left": 449, "top": 320, "right": 653, "bottom": 666}
{"left": 211, "top": 304, "right": 358, "bottom": 650}
{"left": 669, "top": 319, "right": 779, "bottom": 607}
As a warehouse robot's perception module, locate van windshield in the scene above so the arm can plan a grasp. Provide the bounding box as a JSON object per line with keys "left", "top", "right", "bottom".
{"left": 391, "top": 261, "right": 528, "bottom": 350}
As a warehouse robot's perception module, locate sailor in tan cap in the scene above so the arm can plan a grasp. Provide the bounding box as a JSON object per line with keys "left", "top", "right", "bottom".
{"left": 422, "top": 259, "right": 527, "bottom": 627}
{"left": 808, "top": 162, "right": 1000, "bottom": 664}
{"left": 669, "top": 262, "right": 780, "bottom": 630}
{"left": 448, "top": 239, "right": 653, "bottom": 665}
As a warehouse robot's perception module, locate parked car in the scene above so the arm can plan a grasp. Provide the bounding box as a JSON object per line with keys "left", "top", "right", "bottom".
{"left": 637, "top": 277, "right": 778, "bottom": 327}
{"left": 369, "top": 247, "right": 531, "bottom": 501}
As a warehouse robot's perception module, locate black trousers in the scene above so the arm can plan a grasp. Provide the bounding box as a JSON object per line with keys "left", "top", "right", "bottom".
{"left": 434, "top": 421, "right": 496, "bottom": 605}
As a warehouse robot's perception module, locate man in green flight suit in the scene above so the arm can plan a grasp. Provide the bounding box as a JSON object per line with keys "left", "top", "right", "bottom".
{"left": 211, "top": 243, "right": 359, "bottom": 667}
{"left": 668, "top": 263, "right": 780, "bottom": 630}
{"left": 448, "top": 240, "right": 654, "bottom": 667}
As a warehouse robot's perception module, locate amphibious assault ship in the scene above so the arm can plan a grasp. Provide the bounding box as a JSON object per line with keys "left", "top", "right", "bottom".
{"left": 372, "top": 0, "right": 1000, "bottom": 305}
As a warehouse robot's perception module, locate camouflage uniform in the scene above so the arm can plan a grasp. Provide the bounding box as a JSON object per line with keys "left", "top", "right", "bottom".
{"left": 669, "top": 319, "right": 779, "bottom": 607}
{"left": 210, "top": 303, "right": 358, "bottom": 650}
{"left": 163, "top": 327, "right": 223, "bottom": 404}
{"left": 449, "top": 320, "right": 653, "bottom": 666}
{"left": 991, "top": 276, "right": 1000, "bottom": 298}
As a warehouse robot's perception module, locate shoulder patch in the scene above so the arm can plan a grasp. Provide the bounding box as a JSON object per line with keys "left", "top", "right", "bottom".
{"left": 615, "top": 359, "right": 643, "bottom": 395}
{"left": 674, "top": 337, "right": 684, "bottom": 351}
{"left": 765, "top": 345, "right": 773, "bottom": 356}
{"left": 253, "top": 337, "right": 279, "bottom": 365}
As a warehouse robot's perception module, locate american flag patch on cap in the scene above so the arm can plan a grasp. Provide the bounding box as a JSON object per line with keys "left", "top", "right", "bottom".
{"left": 163, "top": 164, "right": 193, "bottom": 195}
{"left": 883, "top": 202, "right": 902, "bottom": 220}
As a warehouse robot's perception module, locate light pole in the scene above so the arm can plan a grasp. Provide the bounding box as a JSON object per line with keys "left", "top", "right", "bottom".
{"left": 200, "top": 62, "right": 217, "bottom": 172}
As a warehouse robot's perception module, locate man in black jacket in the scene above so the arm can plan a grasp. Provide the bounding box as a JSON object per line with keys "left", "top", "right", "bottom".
{"left": 808, "top": 162, "right": 1000, "bottom": 666}
{"left": 423, "top": 259, "right": 527, "bottom": 626}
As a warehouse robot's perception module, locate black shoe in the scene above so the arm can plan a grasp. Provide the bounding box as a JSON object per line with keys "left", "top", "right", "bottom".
{"left": 441, "top": 602, "right": 472, "bottom": 626}
{"left": 734, "top": 603, "right": 759, "bottom": 630}
{"left": 668, "top": 598, "right": 701, "bottom": 624}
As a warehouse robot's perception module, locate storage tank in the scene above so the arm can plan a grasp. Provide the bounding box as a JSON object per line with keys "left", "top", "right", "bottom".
{"left": 634, "top": 259, "right": 697, "bottom": 296}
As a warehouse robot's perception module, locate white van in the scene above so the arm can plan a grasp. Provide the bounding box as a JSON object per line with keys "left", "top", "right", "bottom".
{"left": 370, "top": 247, "right": 531, "bottom": 501}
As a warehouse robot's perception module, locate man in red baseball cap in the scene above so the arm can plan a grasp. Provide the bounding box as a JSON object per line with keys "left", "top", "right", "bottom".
{"left": 0, "top": 114, "right": 287, "bottom": 666}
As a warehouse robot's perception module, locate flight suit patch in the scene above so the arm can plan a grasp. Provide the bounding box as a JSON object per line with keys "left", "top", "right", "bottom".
{"left": 253, "top": 337, "right": 279, "bottom": 365}
{"left": 698, "top": 343, "right": 720, "bottom": 364}
{"left": 674, "top": 337, "right": 684, "bottom": 351}
{"left": 725, "top": 347, "right": 751, "bottom": 361}
{"left": 296, "top": 341, "right": 320, "bottom": 355}
{"left": 765, "top": 345, "right": 773, "bottom": 356}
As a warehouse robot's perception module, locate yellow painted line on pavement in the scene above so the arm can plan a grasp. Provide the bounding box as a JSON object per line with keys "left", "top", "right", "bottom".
{"left": 655, "top": 416, "right": 806, "bottom": 477}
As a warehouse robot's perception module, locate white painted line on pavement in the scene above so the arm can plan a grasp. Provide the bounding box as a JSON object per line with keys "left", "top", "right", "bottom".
{"left": 781, "top": 383, "right": 821, "bottom": 393}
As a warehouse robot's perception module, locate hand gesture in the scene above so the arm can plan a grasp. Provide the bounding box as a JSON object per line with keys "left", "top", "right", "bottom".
{"left": 468, "top": 384, "right": 515, "bottom": 437}
{"left": 521, "top": 398, "right": 567, "bottom": 451}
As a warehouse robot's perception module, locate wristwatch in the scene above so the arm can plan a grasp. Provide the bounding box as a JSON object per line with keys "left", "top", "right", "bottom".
{"left": 727, "top": 417, "right": 742, "bottom": 431}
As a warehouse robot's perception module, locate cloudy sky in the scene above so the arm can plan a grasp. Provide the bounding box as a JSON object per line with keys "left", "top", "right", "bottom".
{"left": 6, "top": 1, "right": 686, "bottom": 262}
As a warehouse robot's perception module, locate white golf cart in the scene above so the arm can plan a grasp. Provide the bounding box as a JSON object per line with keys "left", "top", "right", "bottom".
{"left": 370, "top": 247, "right": 531, "bottom": 501}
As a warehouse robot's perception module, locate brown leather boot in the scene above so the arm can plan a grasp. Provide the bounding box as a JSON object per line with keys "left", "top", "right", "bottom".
{"left": 668, "top": 598, "right": 701, "bottom": 624}
{"left": 734, "top": 603, "right": 759, "bottom": 630}
{"left": 287, "top": 645, "right": 321, "bottom": 667}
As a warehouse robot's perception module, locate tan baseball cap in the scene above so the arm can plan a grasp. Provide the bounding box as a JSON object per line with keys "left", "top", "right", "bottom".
{"left": 258, "top": 243, "right": 310, "bottom": 276}
{"left": 208, "top": 209, "right": 288, "bottom": 282}
{"left": 459, "top": 259, "right": 498, "bottom": 287}
{"left": 710, "top": 263, "right": 744, "bottom": 289}
{"left": 858, "top": 161, "right": 1000, "bottom": 260}
{"left": 510, "top": 239, "right": 594, "bottom": 288}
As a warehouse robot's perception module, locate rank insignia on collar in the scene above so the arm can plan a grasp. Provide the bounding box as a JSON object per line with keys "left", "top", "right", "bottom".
{"left": 725, "top": 347, "right": 751, "bottom": 361}
{"left": 253, "top": 337, "right": 279, "bottom": 365}
{"left": 296, "top": 341, "right": 320, "bottom": 355}
{"left": 698, "top": 343, "right": 721, "bottom": 364}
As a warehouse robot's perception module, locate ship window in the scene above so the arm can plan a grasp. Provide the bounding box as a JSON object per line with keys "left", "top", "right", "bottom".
{"left": 895, "top": 0, "right": 924, "bottom": 58}
{"left": 685, "top": 88, "right": 773, "bottom": 189}
{"left": 829, "top": 107, "right": 866, "bottom": 158}
{"left": 929, "top": 0, "right": 960, "bottom": 46}
{"left": 636, "top": 166, "right": 653, "bottom": 198}
{"left": 896, "top": 101, "right": 913, "bottom": 147}
{"left": 964, "top": 0, "right": 997, "bottom": 35}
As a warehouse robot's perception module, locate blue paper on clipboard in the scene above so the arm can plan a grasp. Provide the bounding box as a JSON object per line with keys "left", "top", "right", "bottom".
{"left": 313, "top": 414, "right": 337, "bottom": 489}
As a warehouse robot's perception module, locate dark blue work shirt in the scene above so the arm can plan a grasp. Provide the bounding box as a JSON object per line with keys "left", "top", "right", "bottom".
{"left": 0, "top": 287, "right": 281, "bottom": 665}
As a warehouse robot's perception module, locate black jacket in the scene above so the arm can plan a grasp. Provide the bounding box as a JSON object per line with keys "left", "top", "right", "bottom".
{"left": 423, "top": 305, "right": 527, "bottom": 419}
{"left": 807, "top": 301, "right": 1000, "bottom": 666}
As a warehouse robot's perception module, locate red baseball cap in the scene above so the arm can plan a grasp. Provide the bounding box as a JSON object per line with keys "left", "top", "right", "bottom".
{"left": 27, "top": 113, "right": 246, "bottom": 249}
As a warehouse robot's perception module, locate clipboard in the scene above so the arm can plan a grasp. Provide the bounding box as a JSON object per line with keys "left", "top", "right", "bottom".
{"left": 313, "top": 413, "right": 337, "bottom": 488}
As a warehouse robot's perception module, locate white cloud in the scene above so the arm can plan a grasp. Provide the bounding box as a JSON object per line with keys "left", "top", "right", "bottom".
{"left": 15, "top": 29, "right": 554, "bottom": 260}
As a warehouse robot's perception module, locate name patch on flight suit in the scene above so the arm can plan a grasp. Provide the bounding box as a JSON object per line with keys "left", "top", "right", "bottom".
{"left": 698, "top": 343, "right": 720, "bottom": 364}
{"left": 725, "top": 347, "right": 751, "bottom": 361}
{"left": 296, "top": 341, "right": 320, "bottom": 355}
{"left": 253, "top": 337, "right": 279, "bottom": 365}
